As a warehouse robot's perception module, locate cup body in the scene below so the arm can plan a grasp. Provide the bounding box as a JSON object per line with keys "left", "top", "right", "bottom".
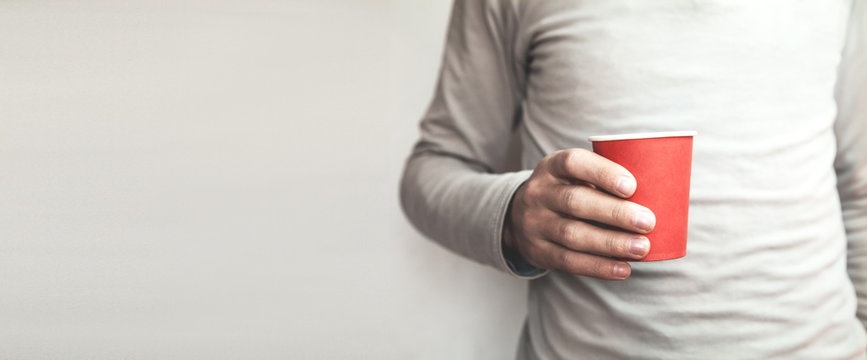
{"left": 589, "top": 131, "right": 696, "bottom": 261}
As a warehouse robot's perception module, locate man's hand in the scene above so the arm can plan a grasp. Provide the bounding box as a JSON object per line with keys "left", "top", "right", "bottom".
{"left": 504, "top": 149, "right": 656, "bottom": 280}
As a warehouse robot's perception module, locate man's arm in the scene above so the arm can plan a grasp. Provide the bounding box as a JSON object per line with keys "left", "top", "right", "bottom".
{"left": 399, "top": 0, "right": 541, "bottom": 278}
{"left": 835, "top": 0, "right": 867, "bottom": 330}
{"left": 401, "top": 0, "right": 655, "bottom": 280}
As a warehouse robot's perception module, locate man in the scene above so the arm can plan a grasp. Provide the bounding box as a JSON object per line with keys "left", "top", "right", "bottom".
{"left": 400, "top": 1, "right": 866, "bottom": 358}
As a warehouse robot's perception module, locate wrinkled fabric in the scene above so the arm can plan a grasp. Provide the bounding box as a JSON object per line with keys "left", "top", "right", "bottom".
{"left": 400, "top": 1, "right": 867, "bottom": 358}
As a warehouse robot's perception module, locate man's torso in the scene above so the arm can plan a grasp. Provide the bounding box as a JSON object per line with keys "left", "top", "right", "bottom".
{"left": 509, "top": 1, "right": 866, "bottom": 358}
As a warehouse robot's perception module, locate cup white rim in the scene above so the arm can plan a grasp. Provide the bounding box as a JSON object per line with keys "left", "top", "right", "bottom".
{"left": 588, "top": 131, "right": 698, "bottom": 142}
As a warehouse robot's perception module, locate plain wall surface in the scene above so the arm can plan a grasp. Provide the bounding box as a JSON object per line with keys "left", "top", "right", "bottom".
{"left": 0, "top": 1, "right": 528, "bottom": 359}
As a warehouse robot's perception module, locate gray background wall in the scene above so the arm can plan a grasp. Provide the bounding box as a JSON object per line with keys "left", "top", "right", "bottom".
{"left": 0, "top": 1, "right": 527, "bottom": 359}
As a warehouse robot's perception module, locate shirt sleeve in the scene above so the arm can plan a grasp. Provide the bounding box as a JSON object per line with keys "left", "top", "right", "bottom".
{"left": 399, "top": 0, "right": 547, "bottom": 279}
{"left": 834, "top": 0, "right": 867, "bottom": 331}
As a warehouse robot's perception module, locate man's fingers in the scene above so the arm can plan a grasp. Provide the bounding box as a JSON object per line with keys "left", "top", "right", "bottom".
{"left": 547, "top": 149, "right": 637, "bottom": 198}
{"left": 545, "top": 184, "right": 656, "bottom": 234}
{"left": 528, "top": 239, "right": 632, "bottom": 280}
{"left": 543, "top": 217, "right": 650, "bottom": 260}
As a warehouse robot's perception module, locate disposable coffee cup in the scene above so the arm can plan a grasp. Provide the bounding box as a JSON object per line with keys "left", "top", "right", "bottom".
{"left": 588, "top": 131, "right": 697, "bottom": 261}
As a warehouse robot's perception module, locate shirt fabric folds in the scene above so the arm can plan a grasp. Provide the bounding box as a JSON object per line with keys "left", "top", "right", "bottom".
{"left": 400, "top": 1, "right": 867, "bottom": 358}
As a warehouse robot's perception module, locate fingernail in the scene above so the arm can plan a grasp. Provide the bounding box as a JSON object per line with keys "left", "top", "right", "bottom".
{"left": 616, "top": 176, "right": 636, "bottom": 197}
{"left": 629, "top": 237, "right": 650, "bottom": 257}
{"left": 613, "top": 263, "right": 630, "bottom": 278}
{"left": 634, "top": 210, "right": 655, "bottom": 232}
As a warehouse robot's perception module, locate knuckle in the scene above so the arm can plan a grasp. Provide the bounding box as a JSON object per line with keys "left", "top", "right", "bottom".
{"left": 562, "top": 149, "right": 577, "bottom": 164}
{"left": 562, "top": 188, "right": 578, "bottom": 210}
{"left": 543, "top": 151, "right": 562, "bottom": 170}
{"left": 610, "top": 202, "right": 630, "bottom": 225}
{"left": 592, "top": 166, "right": 611, "bottom": 186}
{"left": 523, "top": 180, "right": 543, "bottom": 202}
{"left": 603, "top": 232, "right": 621, "bottom": 254}
{"left": 546, "top": 150, "right": 565, "bottom": 162}
{"left": 561, "top": 149, "right": 582, "bottom": 169}
{"left": 559, "top": 251, "right": 576, "bottom": 271}
{"left": 593, "top": 260, "right": 612, "bottom": 278}
{"left": 572, "top": 257, "right": 601, "bottom": 278}
{"left": 550, "top": 149, "right": 565, "bottom": 160}
{"left": 559, "top": 222, "right": 579, "bottom": 244}
{"left": 599, "top": 168, "right": 619, "bottom": 190}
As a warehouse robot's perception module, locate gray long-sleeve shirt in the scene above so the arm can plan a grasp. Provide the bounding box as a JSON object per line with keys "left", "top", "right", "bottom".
{"left": 400, "top": 1, "right": 867, "bottom": 358}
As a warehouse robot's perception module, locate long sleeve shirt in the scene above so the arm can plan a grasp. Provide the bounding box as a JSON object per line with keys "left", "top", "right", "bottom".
{"left": 400, "top": 1, "right": 867, "bottom": 358}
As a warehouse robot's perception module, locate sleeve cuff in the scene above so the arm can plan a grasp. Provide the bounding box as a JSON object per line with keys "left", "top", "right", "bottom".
{"left": 491, "top": 169, "right": 550, "bottom": 280}
{"left": 505, "top": 251, "right": 548, "bottom": 278}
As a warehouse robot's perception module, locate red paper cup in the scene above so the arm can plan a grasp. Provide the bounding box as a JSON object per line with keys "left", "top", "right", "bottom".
{"left": 588, "top": 131, "right": 696, "bottom": 261}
